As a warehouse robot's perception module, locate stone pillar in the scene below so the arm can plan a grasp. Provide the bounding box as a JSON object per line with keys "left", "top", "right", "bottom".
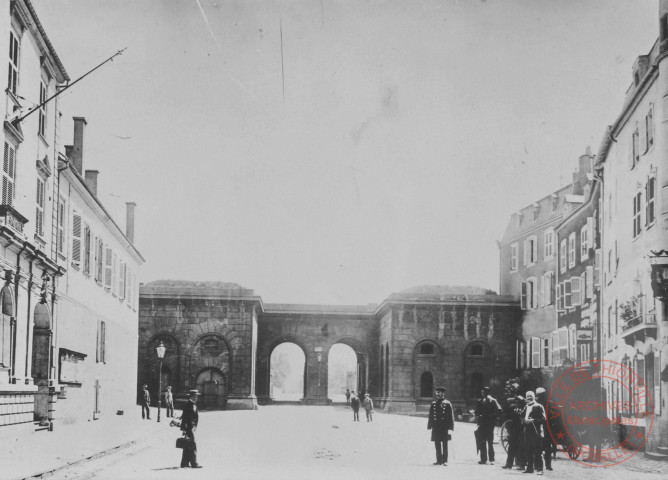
{"left": 302, "top": 349, "right": 330, "bottom": 405}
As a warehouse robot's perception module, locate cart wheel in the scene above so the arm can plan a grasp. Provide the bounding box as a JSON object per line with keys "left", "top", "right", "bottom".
{"left": 566, "top": 443, "right": 582, "bottom": 460}
{"left": 500, "top": 419, "right": 512, "bottom": 453}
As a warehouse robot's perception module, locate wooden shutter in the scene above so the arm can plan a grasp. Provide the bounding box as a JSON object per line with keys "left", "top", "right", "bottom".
{"left": 112, "top": 252, "right": 117, "bottom": 295}
{"left": 119, "top": 261, "right": 126, "bottom": 299}
{"left": 531, "top": 337, "right": 541, "bottom": 368}
{"left": 640, "top": 118, "right": 647, "bottom": 153}
{"left": 104, "top": 247, "right": 112, "bottom": 287}
{"left": 2, "top": 143, "right": 16, "bottom": 206}
{"left": 72, "top": 213, "right": 82, "bottom": 266}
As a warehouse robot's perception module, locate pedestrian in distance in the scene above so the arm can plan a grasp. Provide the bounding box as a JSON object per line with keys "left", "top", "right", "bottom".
{"left": 475, "top": 386, "right": 501, "bottom": 465}
{"left": 521, "top": 391, "right": 545, "bottom": 475}
{"left": 363, "top": 393, "right": 374, "bottom": 422}
{"left": 350, "top": 392, "right": 360, "bottom": 421}
{"left": 180, "top": 389, "right": 202, "bottom": 469}
{"left": 535, "top": 387, "right": 554, "bottom": 471}
{"left": 141, "top": 384, "right": 151, "bottom": 420}
{"left": 345, "top": 388, "right": 351, "bottom": 405}
{"left": 165, "top": 386, "right": 174, "bottom": 418}
{"left": 427, "top": 386, "right": 454, "bottom": 466}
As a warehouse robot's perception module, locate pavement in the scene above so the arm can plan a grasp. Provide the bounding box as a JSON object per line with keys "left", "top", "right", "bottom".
{"left": 1, "top": 405, "right": 668, "bottom": 480}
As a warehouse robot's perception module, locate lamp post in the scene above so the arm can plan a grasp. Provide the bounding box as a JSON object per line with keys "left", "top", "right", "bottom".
{"left": 156, "top": 342, "right": 166, "bottom": 423}
{"left": 317, "top": 351, "right": 322, "bottom": 404}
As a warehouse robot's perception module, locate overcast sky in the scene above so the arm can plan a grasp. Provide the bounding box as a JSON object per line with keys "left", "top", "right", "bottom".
{"left": 33, "top": 0, "right": 658, "bottom": 305}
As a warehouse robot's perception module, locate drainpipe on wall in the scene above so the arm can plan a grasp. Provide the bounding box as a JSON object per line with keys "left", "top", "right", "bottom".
{"left": 11, "top": 243, "right": 26, "bottom": 383}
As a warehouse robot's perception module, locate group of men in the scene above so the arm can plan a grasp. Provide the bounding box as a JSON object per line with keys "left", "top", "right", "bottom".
{"left": 349, "top": 389, "right": 374, "bottom": 421}
{"left": 427, "top": 385, "right": 554, "bottom": 474}
{"left": 140, "top": 384, "right": 175, "bottom": 419}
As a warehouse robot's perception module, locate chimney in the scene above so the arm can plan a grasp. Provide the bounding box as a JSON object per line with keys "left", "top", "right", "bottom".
{"left": 84, "top": 170, "right": 99, "bottom": 196}
{"left": 71, "top": 116, "right": 87, "bottom": 174}
{"left": 126, "top": 202, "right": 136, "bottom": 243}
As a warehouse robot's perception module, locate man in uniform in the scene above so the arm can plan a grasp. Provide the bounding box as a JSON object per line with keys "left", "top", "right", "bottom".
{"left": 180, "top": 389, "right": 202, "bottom": 468}
{"left": 140, "top": 384, "right": 151, "bottom": 420}
{"left": 521, "top": 391, "right": 545, "bottom": 475}
{"left": 475, "top": 386, "right": 501, "bottom": 465}
{"left": 427, "top": 386, "right": 454, "bottom": 466}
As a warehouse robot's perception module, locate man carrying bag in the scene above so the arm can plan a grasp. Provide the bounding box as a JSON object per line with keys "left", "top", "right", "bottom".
{"left": 178, "top": 389, "right": 203, "bottom": 469}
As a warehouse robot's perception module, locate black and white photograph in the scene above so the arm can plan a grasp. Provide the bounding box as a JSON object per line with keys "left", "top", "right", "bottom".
{"left": 0, "top": 1, "right": 667, "bottom": 479}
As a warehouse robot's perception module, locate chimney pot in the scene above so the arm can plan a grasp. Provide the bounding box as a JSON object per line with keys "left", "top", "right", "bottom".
{"left": 71, "top": 117, "right": 87, "bottom": 174}
{"left": 84, "top": 170, "right": 99, "bottom": 196}
{"left": 126, "top": 202, "right": 136, "bottom": 244}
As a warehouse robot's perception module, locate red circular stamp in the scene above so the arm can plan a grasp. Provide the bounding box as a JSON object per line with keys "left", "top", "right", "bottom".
{"left": 546, "top": 359, "right": 654, "bottom": 467}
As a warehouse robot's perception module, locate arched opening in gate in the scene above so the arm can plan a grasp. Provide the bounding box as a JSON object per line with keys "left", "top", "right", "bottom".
{"left": 196, "top": 368, "right": 226, "bottom": 410}
{"left": 462, "top": 341, "right": 492, "bottom": 402}
{"left": 327, "top": 343, "right": 357, "bottom": 403}
{"left": 270, "top": 342, "right": 305, "bottom": 401}
{"left": 420, "top": 371, "right": 434, "bottom": 398}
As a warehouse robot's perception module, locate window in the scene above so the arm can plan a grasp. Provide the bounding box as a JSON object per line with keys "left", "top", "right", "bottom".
{"left": 112, "top": 252, "right": 118, "bottom": 295}
{"left": 544, "top": 230, "right": 554, "bottom": 259}
{"left": 2, "top": 142, "right": 16, "bottom": 206}
{"left": 71, "top": 213, "right": 82, "bottom": 267}
{"left": 568, "top": 324, "right": 577, "bottom": 361}
{"left": 96, "top": 320, "right": 106, "bottom": 363}
{"left": 83, "top": 225, "right": 91, "bottom": 275}
{"left": 646, "top": 177, "right": 656, "bottom": 227}
{"left": 38, "top": 81, "right": 46, "bottom": 137}
{"left": 470, "top": 344, "right": 483, "bottom": 356}
{"left": 524, "top": 236, "right": 538, "bottom": 265}
{"left": 543, "top": 271, "right": 554, "bottom": 305}
{"left": 521, "top": 278, "right": 538, "bottom": 310}
{"left": 104, "top": 247, "right": 112, "bottom": 288}
{"left": 560, "top": 240, "right": 567, "bottom": 273}
{"left": 586, "top": 266, "right": 594, "bottom": 300}
{"left": 7, "top": 30, "right": 19, "bottom": 95}
{"left": 581, "top": 272, "right": 587, "bottom": 301}
{"left": 35, "top": 177, "right": 45, "bottom": 238}
{"left": 420, "top": 343, "right": 434, "bottom": 355}
{"left": 571, "top": 277, "right": 581, "bottom": 306}
{"left": 568, "top": 233, "right": 576, "bottom": 268}
{"left": 57, "top": 199, "right": 65, "bottom": 255}
{"left": 510, "top": 243, "right": 518, "bottom": 271}
{"left": 531, "top": 337, "right": 541, "bottom": 368}
{"left": 551, "top": 331, "right": 560, "bottom": 366}
{"left": 543, "top": 337, "right": 550, "bottom": 367}
{"left": 559, "top": 327, "right": 568, "bottom": 361}
{"left": 564, "top": 280, "right": 572, "bottom": 308}
{"left": 557, "top": 283, "right": 563, "bottom": 310}
{"left": 633, "top": 192, "right": 642, "bottom": 237}
{"left": 580, "top": 225, "right": 588, "bottom": 261}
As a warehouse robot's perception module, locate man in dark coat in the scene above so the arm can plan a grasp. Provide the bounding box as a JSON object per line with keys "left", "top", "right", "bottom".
{"left": 180, "top": 389, "right": 202, "bottom": 468}
{"left": 521, "top": 391, "right": 545, "bottom": 475}
{"left": 350, "top": 392, "right": 360, "bottom": 421}
{"left": 427, "top": 386, "right": 454, "bottom": 466}
{"left": 140, "top": 384, "right": 151, "bottom": 420}
{"left": 475, "top": 386, "right": 501, "bottom": 465}
{"left": 501, "top": 395, "right": 525, "bottom": 470}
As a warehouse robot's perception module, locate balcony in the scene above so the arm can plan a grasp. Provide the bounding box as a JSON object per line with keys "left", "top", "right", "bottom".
{"left": 620, "top": 313, "right": 657, "bottom": 346}
{"left": 0, "top": 204, "right": 27, "bottom": 235}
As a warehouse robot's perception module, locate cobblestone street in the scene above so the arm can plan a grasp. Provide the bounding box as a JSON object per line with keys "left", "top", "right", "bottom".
{"left": 45, "top": 406, "right": 668, "bottom": 480}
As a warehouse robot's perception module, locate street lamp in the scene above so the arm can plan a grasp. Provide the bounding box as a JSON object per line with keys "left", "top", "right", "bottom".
{"left": 317, "top": 351, "right": 322, "bottom": 403}
{"left": 156, "top": 342, "right": 166, "bottom": 423}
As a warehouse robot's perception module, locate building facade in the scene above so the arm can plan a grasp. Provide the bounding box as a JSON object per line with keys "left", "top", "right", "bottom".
{"left": 1, "top": 0, "right": 143, "bottom": 436}
{"left": 138, "top": 282, "right": 521, "bottom": 414}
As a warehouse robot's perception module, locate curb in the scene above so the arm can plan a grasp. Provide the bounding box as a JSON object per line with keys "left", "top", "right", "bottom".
{"left": 20, "top": 440, "right": 136, "bottom": 480}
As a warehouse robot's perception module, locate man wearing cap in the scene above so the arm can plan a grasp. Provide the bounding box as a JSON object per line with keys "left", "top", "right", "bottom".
{"left": 140, "top": 384, "right": 151, "bottom": 420}
{"left": 427, "top": 386, "right": 454, "bottom": 466}
{"left": 475, "top": 386, "right": 501, "bottom": 465}
{"left": 535, "top": 387, "right": 553, "bottom": 471}
{"left": 363, "top": 393, "right": 374, "bottom": 422}
{"left": 180, "top": 389, "right": 202, "bottom": 468}
{"left": 164, "top": 386, "right": 174, "bottom": 418}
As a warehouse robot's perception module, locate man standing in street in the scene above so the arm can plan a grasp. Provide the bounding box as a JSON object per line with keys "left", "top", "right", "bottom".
{"left": 501, "top": 395, "right": 525, "bottom": 470}
{"left": 475, "top": 386, "right": 501, "bottom": 465}
{"left": 180, "top": 389, "right": 202, "bottom": 469}
{"left": 363, "top": 393, "right": 374, "bottom": 422}
{"left": 350, "top": 391, "right": 360, "bottom": 421}
{"left": 164, "top": 386, "right": 174, "bottom": 418}
{"left": 535, "top": 387, "right": 553, "bottom": 471}
{"left": 521, "top": 391, "right": 545, "bottom": 475}
{"left": 345, "top": 388, "right": 351, "bottom": 405}
{"left": 141, "top": 384, "right": 151, "bottom": 420}
{"left": 427, "top": 386, "right": 454, "bottom": 466}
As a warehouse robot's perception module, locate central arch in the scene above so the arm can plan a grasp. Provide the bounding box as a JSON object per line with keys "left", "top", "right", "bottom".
{"left": 327, "top": 343, "right": 357, "bottom": 403}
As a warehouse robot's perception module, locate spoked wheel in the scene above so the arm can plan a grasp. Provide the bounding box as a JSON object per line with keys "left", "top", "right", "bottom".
{"left": 562, "top": 441, "right": 582, "bottom": 460}
{"left": 500, "top": 419, "right": 512, "bottom": 453}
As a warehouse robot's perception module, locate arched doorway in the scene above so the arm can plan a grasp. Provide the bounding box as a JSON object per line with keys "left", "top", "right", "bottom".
{"left": 420, "top": 371, "right": 434, "bottom": 398}
{"left": 31, "top": 302, "right": 52, "bottom": 384}
{"left": 270, "top": 342, "right": 306, "bottom": 401}
{"left": 196, "top": 368, "right": 226, "bottom": 410}
{"left": 413, "top": 339, "right": 441, "bottom": 400}
{"left": 463, "top": 341, "right": 492, "bottom": 403}
{"left": 0, "top": 284, "right": 15, "bottom": 371}
{"left": 327, "top": 343, "right": 357, "bottom": 403}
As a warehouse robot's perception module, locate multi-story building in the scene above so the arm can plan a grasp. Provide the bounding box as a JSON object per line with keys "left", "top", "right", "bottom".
{"left": 498, "top": 159, "right": 590, "bottom": 385}
{"left": 0, "top": 0, "right": 68, "bottom": 435}
{"left": 595, "top": 2, "right": 667, "bottom": 454}
{"left": 0, "top": 0, "right": 143, "bottom": 435}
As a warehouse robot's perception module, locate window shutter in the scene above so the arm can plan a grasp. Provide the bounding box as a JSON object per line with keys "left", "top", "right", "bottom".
{"left": 2, "top": 143, "right": 16, "bottom": 206}
{"left": 72, "top": 213, "right": 82, "bottom": 265}
{"left": 119, "top": 261, "right": 126, "bottom": 299}
{"left": 104, "top": 247, "right": 112, "bottom": 287}
{"left": 640, "top": 117, "right": 647, "bottom": 153}
{"left": 531, "top": 337, "right": 541, "bottom": 368}
{"left": 521, "top": 282, "right": 527, "bottom": 310}
{"left": 571, "top": 277, "right": 581, "bottom": 306}
{"left": 112, "top": 252, "right": 118, "bottom": 295}
{"left": 523, "top": 240, "right": 528, "bottom": 266}
{"left": 551, "top": 332, "right": 560, "bottom": 366}
{"left": 538, "top": 276, "right": 544, "bottom": 307}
